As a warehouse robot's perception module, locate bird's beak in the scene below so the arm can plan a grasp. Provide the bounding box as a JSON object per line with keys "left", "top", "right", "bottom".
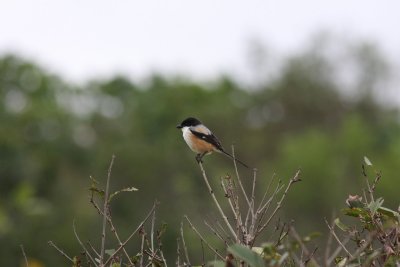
{"left": 176, "top": 125, "right": 182, "bottom": 129}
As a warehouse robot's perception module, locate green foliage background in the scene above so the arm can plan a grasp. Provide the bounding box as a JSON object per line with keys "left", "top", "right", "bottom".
{"left": 0, "top": 37, "right": 399, "bottom": 266}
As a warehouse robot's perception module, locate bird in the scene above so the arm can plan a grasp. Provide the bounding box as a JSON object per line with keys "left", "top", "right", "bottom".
{"left": 176, "top": 117, "right": 249, "bottom": 168}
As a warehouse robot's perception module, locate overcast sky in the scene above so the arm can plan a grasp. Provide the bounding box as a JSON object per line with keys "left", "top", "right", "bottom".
{"left": 0, "top": 1, "right": 399, "bottom": 85}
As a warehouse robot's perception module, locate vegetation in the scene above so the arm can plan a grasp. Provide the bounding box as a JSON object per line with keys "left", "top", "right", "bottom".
{"left": 0, "top": 36, "right": 399, "bottom": 266}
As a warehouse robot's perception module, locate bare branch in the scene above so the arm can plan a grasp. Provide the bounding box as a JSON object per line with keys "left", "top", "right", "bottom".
{"left": 104, "top": 201, "right": 158, "bottom": 266}
{"left": 289, "top": 226, "right": 320, "bottom": 267}
{"left": 198, "top": 161, "right": 237, "bottom": 239}
{"left": 100, "top": 154, "right": 115, "bottom": 266}
{"left": 324, "top": 218, "right": 353, "bottom": 258}
{"left": 184, "top": 215, "right": 224, "bottom": 260}
{"left": 231, "top": 146, "right": 253, "bottom": 215}
{"left": 257, "top": 170, "right": 301, "bottom": 236}
{"left": 180, "top": 221, "right": 191, "bottom": 266}
{"left": 73, "top": 220, "right": 97, "bottom": 266}
{"left": 20, "top": 244, "right": 29, "bottom": 267}
{"left": 48, "top": 241, "right": 74, "bottom": 262}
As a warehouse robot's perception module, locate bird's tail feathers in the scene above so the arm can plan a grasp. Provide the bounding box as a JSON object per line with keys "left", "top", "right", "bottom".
{"left": 219, "top": 149, "right": 249, "bottom": 168}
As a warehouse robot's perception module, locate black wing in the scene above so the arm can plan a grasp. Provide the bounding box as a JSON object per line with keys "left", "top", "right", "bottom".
{"left": 190, "top": 129, "right": 224, "bottom": 151}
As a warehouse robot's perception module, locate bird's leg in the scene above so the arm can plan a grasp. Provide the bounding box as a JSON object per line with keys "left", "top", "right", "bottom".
{"left": 195, "top": 153, "right": 205, "bottom": 163}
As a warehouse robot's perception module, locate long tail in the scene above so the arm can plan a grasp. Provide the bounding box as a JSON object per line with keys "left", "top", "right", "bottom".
{"left": 219, "top": 149, "right": 249, "bottom": 168}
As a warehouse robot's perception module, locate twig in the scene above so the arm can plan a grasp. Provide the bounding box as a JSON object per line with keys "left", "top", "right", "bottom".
{"left": 289, "top": 226, "right": 320, "bottom": 267}
{"left": 348, "top": 232, "right": 376, "bottom": 262}
{"left": 151, "top": 209, "right": 156, "bottom": 256}
{"left": 73, "top": 220, "right": 97, "bottom": 266}
{"left": 249, "top": 168, "right": 257, "bottom": 235}
{"left": 100, "top": 154, "right": 115, "bottom": 266}
{"left": 176, "top": 238, "right": 181, "bottom": 267}
{"left": 201, "top": 239, "right": 205, "bottom": 267}
{"left": 198, "top": 161, "right": 237, "bottom": 239}
{"left": 48, "top": 241, "right": 74, "bottom": 262}
{"left": 204, "top": 220, "right": 229, "bottom": 246}
{"left": 104, "top": 201, "right": 158, "bottom": 266}
{"left": 107, "top": 216, "right": 134, "bottom": 265}
{"left": 324, "top": 218, "right": 353, "bottom": 258}
{"left": 371, "top": 171, "right": 382, "bottom": 193}
{"left": 140, "top": 227, "right": 145, "bottom": 267}
{"left": 327, "top": 236, "right": 350, "bottom": 265}
{"left": 87, "top": 240, "right": 100, "bottom": 258}
{"left": 257, "top": 170, "right": 301, "bottom": 235}
{"left": 20, "top": 244, "right": 29, "bottom": 267}
{"left": 185, "top": 215, "right": 224, "bottom": 260}
{"left": 180, "top": 221, "right": 191, "bottom": 266}
{"left": 257, "top": 173, "right": 277, "bottom": 212}
{"left": 324, "top": 214, "right": 334, "bottom": 265}
{"left": 231, "top": 146, "right": 253, "bottom": 214}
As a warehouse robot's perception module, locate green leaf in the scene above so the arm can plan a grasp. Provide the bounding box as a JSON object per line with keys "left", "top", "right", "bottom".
{"left": 158, "top": 221, "right": 168, "bottom": 238}
{"left": 208, "top": 260, "right": 225, "bottom": 267}
{"left": 278, "top": 252, "right": 289, "bottom": 265}
{"left": 368, "top": 197, "right": 384, "bottom": 215}
{"left": 336, "top": 257, "right": 347, "bottom": 267}
{"left": 377, "top": 206, "right": 400, "bottom": 221}
{"left": 342, "top": 207, "right": 368, "bottom": 218}
{"left": 334, "top": 218, "right": 350, "bottom": 232}
{"left": 105, "top": 249, "right": 116, "bottom": 256}
{"left": 228, "top": 244, "right": 265, "bottom": 267}
{"left": 131, "top": 253, "right": 141, "bottom": 265}
{"left": 89, "top": 185, "right": 105, "bottom": 197}
{"left": 302, "top": 232, "right": 321, "bottom": 242}
{"left": 364, "top": 156, "right": 372, "bottom": 166}
{"left": 108, "top": 186, "right": 139, "bottom": 201}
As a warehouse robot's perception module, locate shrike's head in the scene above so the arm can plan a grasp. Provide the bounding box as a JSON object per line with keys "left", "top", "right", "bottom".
{"left": 176, "top": 117, "right": 202, "bottom": 131}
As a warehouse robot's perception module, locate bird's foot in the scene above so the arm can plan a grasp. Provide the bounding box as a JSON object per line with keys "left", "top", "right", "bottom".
{"left": 195, "top": 154, "right": 203, "bottom": 164}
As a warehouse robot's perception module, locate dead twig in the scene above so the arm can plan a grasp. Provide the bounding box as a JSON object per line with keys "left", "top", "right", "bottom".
{"left": 20, "top": 244, "right": 29, "bottom": 267}
{"left": 184, "top": 215, "right": 224, "bottom": 260}
{"left": 104, "top": 201, "right": 158, "bottom": 266}
{"left": 48, "top": 241, "right": 74, "bottom": 263}
{"left": 324, "top": 218, "right": 353, "bottom": 258}
{"left": 198, "top": 161, "right": 237, "bottom": 239}
{"left": 180, "top": 221, "right": 191, "bottom": 266}
{"left": 100, "top": 154, "right": 115, "bottom": 266}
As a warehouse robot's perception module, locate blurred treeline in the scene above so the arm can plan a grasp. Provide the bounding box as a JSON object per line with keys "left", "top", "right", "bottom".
{"left": 1, "top": 37, "right": 399, "bottom": 266}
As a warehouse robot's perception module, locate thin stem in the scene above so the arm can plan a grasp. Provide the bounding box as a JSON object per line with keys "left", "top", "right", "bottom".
{"left": 73, "top": 220, "right": 97, "bottom": 266}
{"left": 185, "top": 215, "right": 224, "bottom": 260}
{"left": 324, "top": 218, "right": 353, "bottom": 258}
{"left": 87, "top": 240, "right": 100, "bottom": 258}
{"left": 257, "top": 170, "right": 301, "bottom": 235}
{"left": 104, "top": 201, "right": 158, "bottom": 266}
{"left": 48, "top": 241, "right": 74, "bottom": 262}
{"left": 100, "top": 154, "right": 115, "bottom": 266}
{"left": 198, "top": 161, "right": 237, "bottom": 239}
{"left": 180, "top": 221, "right": 191, "bottom": 266}
{"left": 231, "top": 146, "right": 253, "bottom": 215}
{"left": 289, "top": 226, "right": 320, "bottom": 267}
{"left": 20, "top": 244, "right": 29, "bottom": 267}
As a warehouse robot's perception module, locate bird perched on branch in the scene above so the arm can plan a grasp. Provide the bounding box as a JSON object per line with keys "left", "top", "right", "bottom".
{"left": 177, "top": 117, "right": 248, "bottom": 168}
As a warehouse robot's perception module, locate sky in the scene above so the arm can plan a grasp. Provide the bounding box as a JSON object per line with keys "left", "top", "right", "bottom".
{"left": 0, "top": 1, "right": 399, "bottom": 86}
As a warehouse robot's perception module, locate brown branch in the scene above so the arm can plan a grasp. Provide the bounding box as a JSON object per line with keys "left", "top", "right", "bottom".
{"left": 48, "top": 241, "right": 74, "bottom": 263}
{"left": 256, "top": 170, "right": 301, "bottom": 235}
{"left": 73, "top": 220, "right": 97, "bottom": 266}
{"left": 20, "top": 244, "right": 29, "bottom": 267}
{"left": 180, "top": 221, "right": 191, "bottom": 266}
{"left": 198, "top": 161, "right": 237, "bottom": 239}
{"left": 184, "top": 215, "right": 224, "bottom": 260}
{"left": 324, "top": 218, "right": 353, "bottom": 258}
{"left": 289, "top": 226, "right": 320, "bottom": 267}
{"left": 100, "top": 154, "right": 115, "bottom": 266}
{"left": 104, "top": 201, "right": 158, "bottom": 266}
